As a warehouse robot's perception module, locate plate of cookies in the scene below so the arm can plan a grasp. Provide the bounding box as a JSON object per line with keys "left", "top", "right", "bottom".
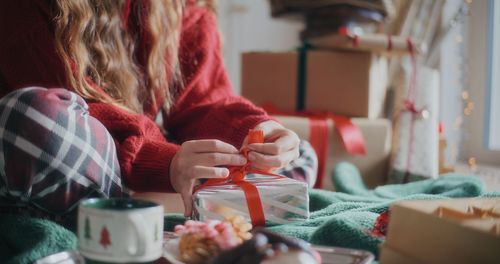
{"left": 163, "top": 216, "right": 374, "bottom": 264}
{"left": 162, "top": 216, "right": 321, "bottom": 264}
{"left": 162, "top": 216, "right": 373, "bottom": 264}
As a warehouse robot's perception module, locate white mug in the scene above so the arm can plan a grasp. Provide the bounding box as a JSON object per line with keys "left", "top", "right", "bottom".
{"left": 77, "top": 198, "right": 164, "bottom": 263}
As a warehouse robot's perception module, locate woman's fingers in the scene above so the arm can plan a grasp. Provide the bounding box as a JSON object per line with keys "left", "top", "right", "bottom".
{"left": 181, "top": 190, "right": 193, "bottom": 217}
{"left": 183, "top": 139, "right": 239, "bottom": 154}
{"left": 190, "top": 166, "right": 230, "bottom": 179}
{"left": 248, "top": 149, "right": 299, "bottom": 170}
{"left": 195, "top": 153, "right": 247, "bottom": 167}
{"left": 245, "top": 127, "right": 300, "bottom": 170}
{"left": 248, "top": 133, "right": 299, "bottom": 155}
{"left": 176, "top": 171, "right": 197, "bottom": 217}
{"left": 179, "top": 167, "right": 229, "bottom": 217}
{"left": 171, "top": 139, "right": 246, "bottom": 217}
{"left": 247, "top": 143, "right": 284, "bottom": 156}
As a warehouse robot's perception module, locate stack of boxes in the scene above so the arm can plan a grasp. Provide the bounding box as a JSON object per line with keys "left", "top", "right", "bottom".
{"left": 241, "top": 1, "right": 397, "bottom": 190}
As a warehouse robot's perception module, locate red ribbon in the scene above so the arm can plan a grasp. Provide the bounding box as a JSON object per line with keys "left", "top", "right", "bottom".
{"left": 308, "top": 117, "right": 329, "bottom": 188}
{"left": 352, "top": 35, "right": 360, "bottom": 48}
{"left": 401, "top": 38, "right": 418, "bottom": 183}
{"left": 196, "top": 130, "right": 284, "bottom": 227}
{"left": 263, "top": 105, "right": 367, "bottom": 188}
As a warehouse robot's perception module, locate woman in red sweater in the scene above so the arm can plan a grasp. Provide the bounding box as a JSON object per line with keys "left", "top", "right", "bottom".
{"left": 0, "top": 0, "right": 310, "bottom": 220}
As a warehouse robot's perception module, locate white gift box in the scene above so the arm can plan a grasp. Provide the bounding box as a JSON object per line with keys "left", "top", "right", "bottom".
{"left": 192, "top": 173, "right": 309, "bottom": 226}
{"left": 391, "top": 66, "right": 440, "bottom": 181}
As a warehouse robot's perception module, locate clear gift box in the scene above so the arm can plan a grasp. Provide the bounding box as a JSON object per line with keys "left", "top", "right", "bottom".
{"left": 192, "top": 173, "right": 309, "bottom": 226}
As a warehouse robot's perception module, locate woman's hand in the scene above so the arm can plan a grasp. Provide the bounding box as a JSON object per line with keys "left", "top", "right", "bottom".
{"left": 170, "top": 140, "right": 247, "bottom": 216}
{"left": 245, "top": 120, "right": 300, "bottom": 171}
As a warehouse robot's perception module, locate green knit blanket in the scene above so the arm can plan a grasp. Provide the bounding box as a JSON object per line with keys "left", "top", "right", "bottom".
{"left": 2, "top": 163, "right": 497, "bottom": 263}
{"left": 0, "top": 215, "right": 77, "bottom": 264}
{"left": 269, "top": 163, "right": 498, "bottom": 256}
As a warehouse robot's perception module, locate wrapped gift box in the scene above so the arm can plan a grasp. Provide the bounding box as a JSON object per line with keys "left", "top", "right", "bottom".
{"left": 192, "top": 173, "right": 309, "bottom": 225}
{"left": 241, "top": 50, "right": 388, "bottom": 118}
{"left": 274, "top": 115, "right": 391, "bottom": 189}
{"left": 390, "top": 66, "right": 439, "bottom": 182}
{"left": 381, "top": 198, "right": 500, "bottom": 264}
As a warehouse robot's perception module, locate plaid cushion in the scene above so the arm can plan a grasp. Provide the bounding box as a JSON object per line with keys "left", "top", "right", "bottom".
{"left": 0, "top": 87, "right": 125, "bottom": 215}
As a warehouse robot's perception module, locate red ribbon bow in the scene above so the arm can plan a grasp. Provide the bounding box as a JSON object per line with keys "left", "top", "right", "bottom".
{"left": 197, "top": 129, "right": 283, "bottom": 227}
{"left": 404, "top": 99, "right": 421, "bottom": 114}
{"left": 263, "top": 104, "right": 367, "bottom": 188}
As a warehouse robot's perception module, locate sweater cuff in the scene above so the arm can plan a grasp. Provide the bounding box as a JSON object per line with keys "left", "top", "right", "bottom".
{"left": 131, "top": 140, "right": 180, "bottom": 192}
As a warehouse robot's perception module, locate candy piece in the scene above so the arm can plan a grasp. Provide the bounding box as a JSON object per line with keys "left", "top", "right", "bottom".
{"left": 178, "top": 233, "right": 220, "bottom": 264}
{"left": 174, "top": 218, "right": 253, "bottom": 264}
{"left": 225, "top": 215, "right": 253, "bottom": 243}
{"left": 212, "top": 221, "right": 241, "bottom": 250}
{"left": 175, "top": 220, "right": 240, "bottom": 251}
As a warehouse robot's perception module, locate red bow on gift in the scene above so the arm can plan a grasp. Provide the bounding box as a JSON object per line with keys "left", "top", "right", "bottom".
{"left": 263, "top": 104, "right": 367, "bottom": 189}
{"left": 197, "top": 129, "right": 283, "bottom": 227}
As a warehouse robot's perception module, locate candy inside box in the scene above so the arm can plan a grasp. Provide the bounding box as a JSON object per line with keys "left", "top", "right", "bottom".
{"left": 192, "top": 173, "right": 309, "bottom": 225}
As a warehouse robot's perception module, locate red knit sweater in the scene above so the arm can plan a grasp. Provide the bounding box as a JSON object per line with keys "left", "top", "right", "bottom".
{"left": 0, "top": 0, "right": 270, "bottom": 193}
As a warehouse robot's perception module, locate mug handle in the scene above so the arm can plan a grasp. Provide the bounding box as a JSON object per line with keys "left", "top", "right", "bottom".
{"left": 128, "top": 213, "right": 149, "bottom": 257}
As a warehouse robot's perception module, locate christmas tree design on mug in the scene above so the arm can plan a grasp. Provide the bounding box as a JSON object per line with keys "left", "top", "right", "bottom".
{"left": 84, "top": 217, "right": 92, "bottom": 245}
{"left": 99, "top": 226, "right": 112, "bottom": 249}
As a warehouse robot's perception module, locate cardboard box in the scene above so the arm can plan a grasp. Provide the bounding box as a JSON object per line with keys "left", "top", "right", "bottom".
{"left": 384, "top": 198, "right": 500, "bottom": 263}
{"left": 379, "top": 244, "right": 424, "bottom": 264}
{"left": 274, "top": 115, "right": 391, "bottom": 189}
{"left": 242, "top": 51, "right": 388, "bottom": 118}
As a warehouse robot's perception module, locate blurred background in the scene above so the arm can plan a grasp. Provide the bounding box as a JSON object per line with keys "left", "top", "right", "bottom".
{"left": 212, "top": 0, "right": 499, "bottom": 190}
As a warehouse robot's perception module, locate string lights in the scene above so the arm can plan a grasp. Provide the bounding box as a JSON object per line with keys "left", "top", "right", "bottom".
{"left": 459, "top": 0, "right": 475, "bottom": 171}
{"left": 447, "top": 0, "right": 474, "bottom": 171}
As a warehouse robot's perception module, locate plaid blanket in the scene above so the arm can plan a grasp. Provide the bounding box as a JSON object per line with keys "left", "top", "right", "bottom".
{"left": 0, "top": 87, "right": 124, "bottom": 217}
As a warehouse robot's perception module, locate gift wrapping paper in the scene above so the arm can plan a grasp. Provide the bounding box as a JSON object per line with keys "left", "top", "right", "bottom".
{"left": 391, "top": 65, "right": 439, "bottom": 181}
{"left": 192, "top": 173, "right": 309, "bottom": 225}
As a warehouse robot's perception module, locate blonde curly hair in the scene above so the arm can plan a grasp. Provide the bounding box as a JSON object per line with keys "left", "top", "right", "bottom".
{"left": 54, "top": 0, "right": 183, "bottom": 113}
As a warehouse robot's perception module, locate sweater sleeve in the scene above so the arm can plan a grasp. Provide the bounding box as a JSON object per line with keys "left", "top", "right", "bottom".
{"left": 165, "top": 5, "right": 271, "bottom": 148}
{"left": 89, "top": 103, "right": 179, "bottom": 193}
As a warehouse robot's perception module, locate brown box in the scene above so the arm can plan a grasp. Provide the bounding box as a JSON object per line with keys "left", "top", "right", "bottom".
{"left": 383, "top": 198, "right": 500, "bottom": 263}
{"left": 241, "top": 51, "right": 388, "bottom": 118}
{"left": 379, "top": 245, "right": 424, "bottom": 264}
{"left": 274, "top": 115, "right": 391, "bottom": 189}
